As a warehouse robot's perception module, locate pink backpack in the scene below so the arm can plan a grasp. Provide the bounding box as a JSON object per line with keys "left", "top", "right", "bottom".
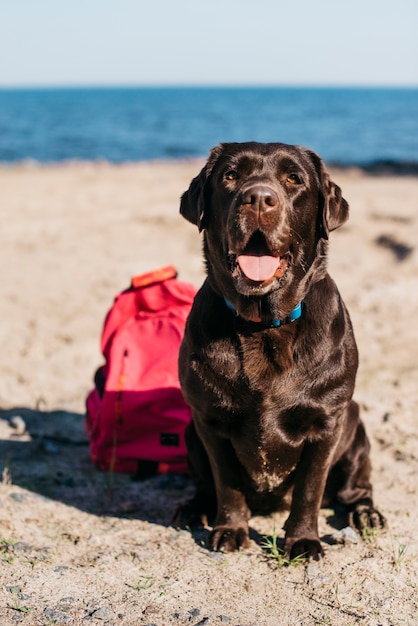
{"left": 85, "top": 266, "right": 196, "bottom": 477}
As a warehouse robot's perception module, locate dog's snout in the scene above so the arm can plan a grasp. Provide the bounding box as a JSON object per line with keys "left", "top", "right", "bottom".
{"left": 240, "top": 185, "right": 279, "bottom": 212}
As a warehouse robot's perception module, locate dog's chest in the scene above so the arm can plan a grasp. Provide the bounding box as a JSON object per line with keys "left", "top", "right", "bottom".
{"left": 236, "top": 436, "right": 300, "bottom": 493}
{"left": 201, "top": 329, "right": 296, "bottom": 402}
{"left": 196, "top": 329, "right": 327, "bottom": 443}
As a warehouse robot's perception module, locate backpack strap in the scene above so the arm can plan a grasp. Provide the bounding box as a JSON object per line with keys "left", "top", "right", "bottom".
{"left": 131, "top": 265, "right": 177, "bottom": 289}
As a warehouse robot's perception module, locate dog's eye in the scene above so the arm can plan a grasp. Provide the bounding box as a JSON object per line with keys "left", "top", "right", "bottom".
{"left": 225, "top": 170, "right": 239, "bottom": 181}
{"left": 286, "top": 174, "right": 302, "bottom": 185}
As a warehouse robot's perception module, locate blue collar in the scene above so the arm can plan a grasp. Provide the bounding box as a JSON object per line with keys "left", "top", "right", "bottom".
{"left": 225, "top": 298, "right": 303, "bottom": 328}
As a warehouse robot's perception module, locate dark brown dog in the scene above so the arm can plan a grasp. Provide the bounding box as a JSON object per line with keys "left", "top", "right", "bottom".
{"left": 175, "top": 142, "right": 385, "bottom": 559}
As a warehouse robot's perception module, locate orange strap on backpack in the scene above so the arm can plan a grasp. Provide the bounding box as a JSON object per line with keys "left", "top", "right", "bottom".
{"left": 131, "top": 265, "right": 177, "bottom": 289}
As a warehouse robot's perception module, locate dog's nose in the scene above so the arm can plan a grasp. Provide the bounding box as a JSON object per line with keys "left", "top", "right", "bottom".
{"left": 240, "top": 186, "right": 279, "bottom": 212}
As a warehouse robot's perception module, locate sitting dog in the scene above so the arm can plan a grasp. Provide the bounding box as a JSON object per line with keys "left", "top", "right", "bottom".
{"left": 175, "top": 142, "right": 385, "bottom": 560}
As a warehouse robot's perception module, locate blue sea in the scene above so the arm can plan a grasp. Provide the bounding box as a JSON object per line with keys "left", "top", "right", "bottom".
{"left": 0, "top": 87, "right": 417, "bottom": 169}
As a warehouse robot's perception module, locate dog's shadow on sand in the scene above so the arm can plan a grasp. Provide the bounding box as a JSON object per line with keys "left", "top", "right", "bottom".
{"left": 0, "top": 406, "right": 349, "bottom": 553}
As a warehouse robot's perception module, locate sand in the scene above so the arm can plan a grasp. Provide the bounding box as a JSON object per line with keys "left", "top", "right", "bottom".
{"left": 0, "top": 160, "right": 417, "bottom": 625}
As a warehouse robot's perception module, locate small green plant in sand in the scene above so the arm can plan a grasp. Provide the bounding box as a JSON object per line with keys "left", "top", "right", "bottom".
{"left": 127, "top": 574, "right": 154, "bottom": 591}
{"left": 261, "top": 526, "right": 306, "bottom": 568}
{"left": 391, "top": 537, "right": 410, "bottom": 569}
{"left": 360, "top": 525, "right": 380, "bottom": 544}
{"left": 0, "top": 537, "right": 16, "bottom": 564}
{"left": 6, "top": 588, "right": 32, "bottom": 616}
{"left": 7, "top": 602, "right": 32, "bottom": 615}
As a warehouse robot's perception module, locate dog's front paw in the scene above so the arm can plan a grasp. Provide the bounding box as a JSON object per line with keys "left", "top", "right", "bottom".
{"left": 349, "top": 503, "right": 386, "bottom": 534}
{"left": 209, "top": 525, "right": 251, "bottom": 552}
{"left": 284, "top": 537, "right": 324, "bottom": 561}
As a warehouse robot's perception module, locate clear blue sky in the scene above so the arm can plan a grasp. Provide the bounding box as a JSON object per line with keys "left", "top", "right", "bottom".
{"left": 1, "top": 0, "right": 417, "bottom": 87}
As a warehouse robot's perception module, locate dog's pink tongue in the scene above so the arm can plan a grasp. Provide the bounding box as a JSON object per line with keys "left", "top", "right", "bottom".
{"left": 237, "top": 254, "right": 281, "bottom": 282}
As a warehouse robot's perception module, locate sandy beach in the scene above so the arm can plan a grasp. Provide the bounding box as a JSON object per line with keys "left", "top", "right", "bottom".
{"left": 0, "top": 159, "right": 417, "bottom": 625}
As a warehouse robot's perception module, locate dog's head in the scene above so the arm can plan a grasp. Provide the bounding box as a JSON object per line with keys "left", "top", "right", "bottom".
{"left": 180, "top": 142, "right": 348, "bottom": 320}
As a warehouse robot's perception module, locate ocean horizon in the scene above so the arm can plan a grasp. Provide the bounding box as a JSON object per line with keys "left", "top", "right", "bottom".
{"left": 1, "top": 86, "right": 417, "bottom": 170}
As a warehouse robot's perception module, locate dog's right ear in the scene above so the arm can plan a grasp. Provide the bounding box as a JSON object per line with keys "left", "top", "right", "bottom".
{"left": 180, "top": 145, "right": 223, "bottom": 231}
{"left": 179, "top": 168, "right": 207, "bottom": 231}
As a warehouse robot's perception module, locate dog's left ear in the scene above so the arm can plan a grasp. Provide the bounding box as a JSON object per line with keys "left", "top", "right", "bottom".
{"left": 180, "top": 145, "right": 223, "bottom": 231}
{"left": 307, "top": 150, "right": 349, "bottom": 240}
